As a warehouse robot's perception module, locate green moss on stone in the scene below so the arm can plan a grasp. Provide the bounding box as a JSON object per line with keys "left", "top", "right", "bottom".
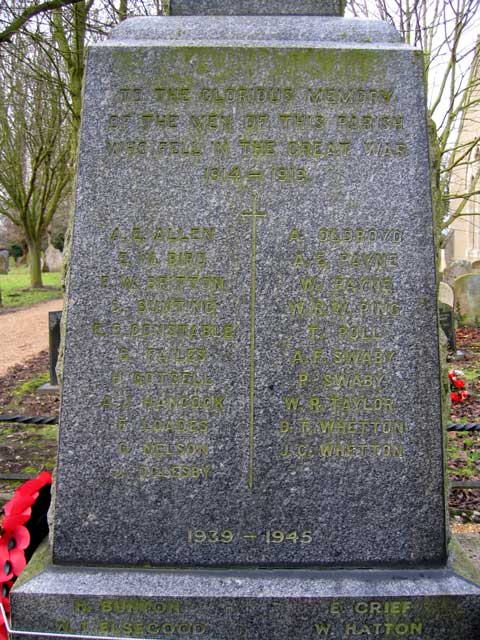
{"left": 108, "top": 44, "right": 392, "bottom": 98}
{"left": 419, "top": 595, "right": 464, "bottom": 620}
{"left": 13, "top": 541, "right": 52, "bottom": 589}
{"left": 449, "top": 537, "right": 480, "bottom": 586}
{"left": 111, "top": 48, "right": 142, "bottom": 74}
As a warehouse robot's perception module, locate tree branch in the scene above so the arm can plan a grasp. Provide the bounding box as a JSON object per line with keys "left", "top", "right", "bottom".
{"left": 0, "top": 0, "right": 85, "bottom": 44}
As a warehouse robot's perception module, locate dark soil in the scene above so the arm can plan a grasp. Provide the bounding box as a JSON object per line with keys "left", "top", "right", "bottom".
{"left": 0, "top": 351, "right": 59, "bottom": 503}
{"left": 447, "top": 328, "right": 480, "bottom": 523}
{"left": 0, "top": 350, "right": 59, "bottom": 418}
{"left": 450, "top": 328, "right": 480, "bottom": 422}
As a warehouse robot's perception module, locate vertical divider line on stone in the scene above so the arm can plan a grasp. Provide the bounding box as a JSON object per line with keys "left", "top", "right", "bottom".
{"left": 241, "top": 192, "right": 268, "bottom": 489}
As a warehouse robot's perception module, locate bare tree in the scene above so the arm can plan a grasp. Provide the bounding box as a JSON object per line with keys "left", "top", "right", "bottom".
{"left": 348, "top": 0, "right": 480, "bottom": 246}
{"left": 0, "top": 216, "right": 28, "bottom": 256}
{"left": 0, "top": 37, "right": 72, "bottom": 287}
{"left": 0, "top": 0, "right": 166, "bottom": 290}
{"left": 49, "top": 1, "right": 93, "bottom": 155}
{"left": 1, "top": 1, "right": 165, "bottom": 153}
{"left": 0, "top": 0, "right": 86, "bottom": 42}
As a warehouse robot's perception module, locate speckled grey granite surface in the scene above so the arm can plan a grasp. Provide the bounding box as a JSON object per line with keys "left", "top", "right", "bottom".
{"left": 11, "top": 561, "right": 480, "bottom": 639}
{"left": 110, "top": 16, "right": 400, "bottom": 45}
{"left": 169, "top": 0, "right": 344, "bottom": 15}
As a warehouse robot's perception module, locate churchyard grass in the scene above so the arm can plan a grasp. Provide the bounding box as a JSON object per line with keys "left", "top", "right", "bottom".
{"left": 0, "top": 263, "right": 62, "bottom": 308}
{"left": 463, "top": 367, "right": 480, "bottom": 383}
{"left": 10, "top": 372, "right": 50, "bottom": 400}
{"left": 448, "top": 434, "right": 480, "bottom": 481}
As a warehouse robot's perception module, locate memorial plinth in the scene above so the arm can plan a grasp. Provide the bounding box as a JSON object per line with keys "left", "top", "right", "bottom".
{"left": 169, "top": 0, "right": 344, "bottom": 15}
{"left": 10, "top": 1, "right": 480, "bottom": 638}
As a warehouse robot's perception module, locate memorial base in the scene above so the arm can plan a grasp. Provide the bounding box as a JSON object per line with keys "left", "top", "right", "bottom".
{"left": 11, "top": 545, "right": 480, "bottom": 640}
{"left": 36, "top": 383, "right": 60, "bottom": 395}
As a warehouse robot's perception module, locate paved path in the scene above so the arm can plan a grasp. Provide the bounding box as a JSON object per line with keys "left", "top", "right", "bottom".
{"left": 0, "top": 299, "right": 63, "bottom": 376}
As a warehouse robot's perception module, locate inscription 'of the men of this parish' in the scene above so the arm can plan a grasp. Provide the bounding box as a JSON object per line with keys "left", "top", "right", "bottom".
{"left": 10, "top": 2, "right": 480, "bottom": 639}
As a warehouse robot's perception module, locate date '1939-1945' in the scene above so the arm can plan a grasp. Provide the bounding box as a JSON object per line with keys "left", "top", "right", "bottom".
{"left": 186, "top": 529, "right": 313, "bottom": 544}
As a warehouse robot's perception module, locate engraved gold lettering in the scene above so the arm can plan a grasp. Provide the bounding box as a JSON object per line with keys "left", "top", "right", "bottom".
{"left": 154, "top": 86, "right": 191, "bottom": 102}
{"left": 239, "top": 139, "right": 276, "bottom": 156}
{"left": 337, "top": 113, "right": 404, "bottom": 131}
{"left": 146, "top": 275, "right": 224, "bottom": 291}
{"left": 191, "top": 113, "right": 233, "bottom": 132}
{"left": 363, "top": 141, "right": 407, "bottom": 157}
{"left": 280, "top": 442, "right": 403, "bottom": 459}
{"left": 142, "top": 418, "right": 208, "bottom": 433}
{"left": 129, "top": 322, "right": 233, "bottom": 340}
{"left": 155, "top": 140, "right": 203, "bottom": 156}
{"left": 132, "top": 370, "right": 213, "bottom": 386}
{"left": 199, "top": 86, "right": 294, "bottom": 104}
{"left": 333, "top": 275, "right": 393, "bottom": 294}
{"left": 143, "top": 442, "right": 209, "bottom": 458}
{"left": 243, "top": 113, "right": 269, "bottom": 131}
{"left": 308, "top": 87, "right": 393, "bottom": 105}
{"left": 100, "top": 599, "right": 181, "bottom": 614}
{"left": 141, "top": 112, "right": 178, "bottom": 129}
{"left": 317, "top": 228, "right": 403, "bottom": 244}
{"left": 118, "top": 87, "right": 142, "bottom": 102}
{"left": 287, "top": 140, "right": 351, "bottom": 157}
{"left": 167, "top": 251, "right": 206, "bottom": 268}
{"left": 139, "top": 464, "right": 212, "bottom": 481}
{"left": 92, "top": 321, "right": 105, "bottom": 336}
{"left": 142, "top": 395, "right": 224, "bottom": 413}
{"left": 344, "top": 622, "right": 422, "bottom": 636}
{"left": 315, "top": 622, "right": 331, "bottom": 635}
{"left": 279, "top": 113, "right": 324, "bottom": 129}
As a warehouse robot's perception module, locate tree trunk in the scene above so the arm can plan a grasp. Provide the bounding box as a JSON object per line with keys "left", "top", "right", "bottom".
{"left": 28, "top": 240, "right": 43, "bottom": 288}
{"left": 118, "top": 0, "right": 128, "bottom": 21}
{"left": 426, "top": 112, "right": 444, "bottom": 264}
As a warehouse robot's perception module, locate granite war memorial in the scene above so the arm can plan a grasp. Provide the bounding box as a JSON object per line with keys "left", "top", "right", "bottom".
{"left": 10, "top": 1, "right": 480, "bottom": 638}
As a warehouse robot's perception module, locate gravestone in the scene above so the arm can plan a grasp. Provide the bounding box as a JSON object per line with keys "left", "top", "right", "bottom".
{"left": 37, "top": 311, "right": 63, "bottom": 393}
{"left": 11, "top": 2, "right": 480, "bottom": 639}
{"left": 0, "top": 249, "right": 9, "bottom": 274}
{"left": 438, "top": 282, "right": 456, "bottom": 351}
{"left": 454, "top": 270, "right": 480, "bottom": 327}
{"left": 48, "top": 311, "right": 62, "bottom": 385}
{"left": 42, "top": 242, "right": 63, "bottom": 273}
{"left": 443, "top": 259, "right": 472, "bottom": 286}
